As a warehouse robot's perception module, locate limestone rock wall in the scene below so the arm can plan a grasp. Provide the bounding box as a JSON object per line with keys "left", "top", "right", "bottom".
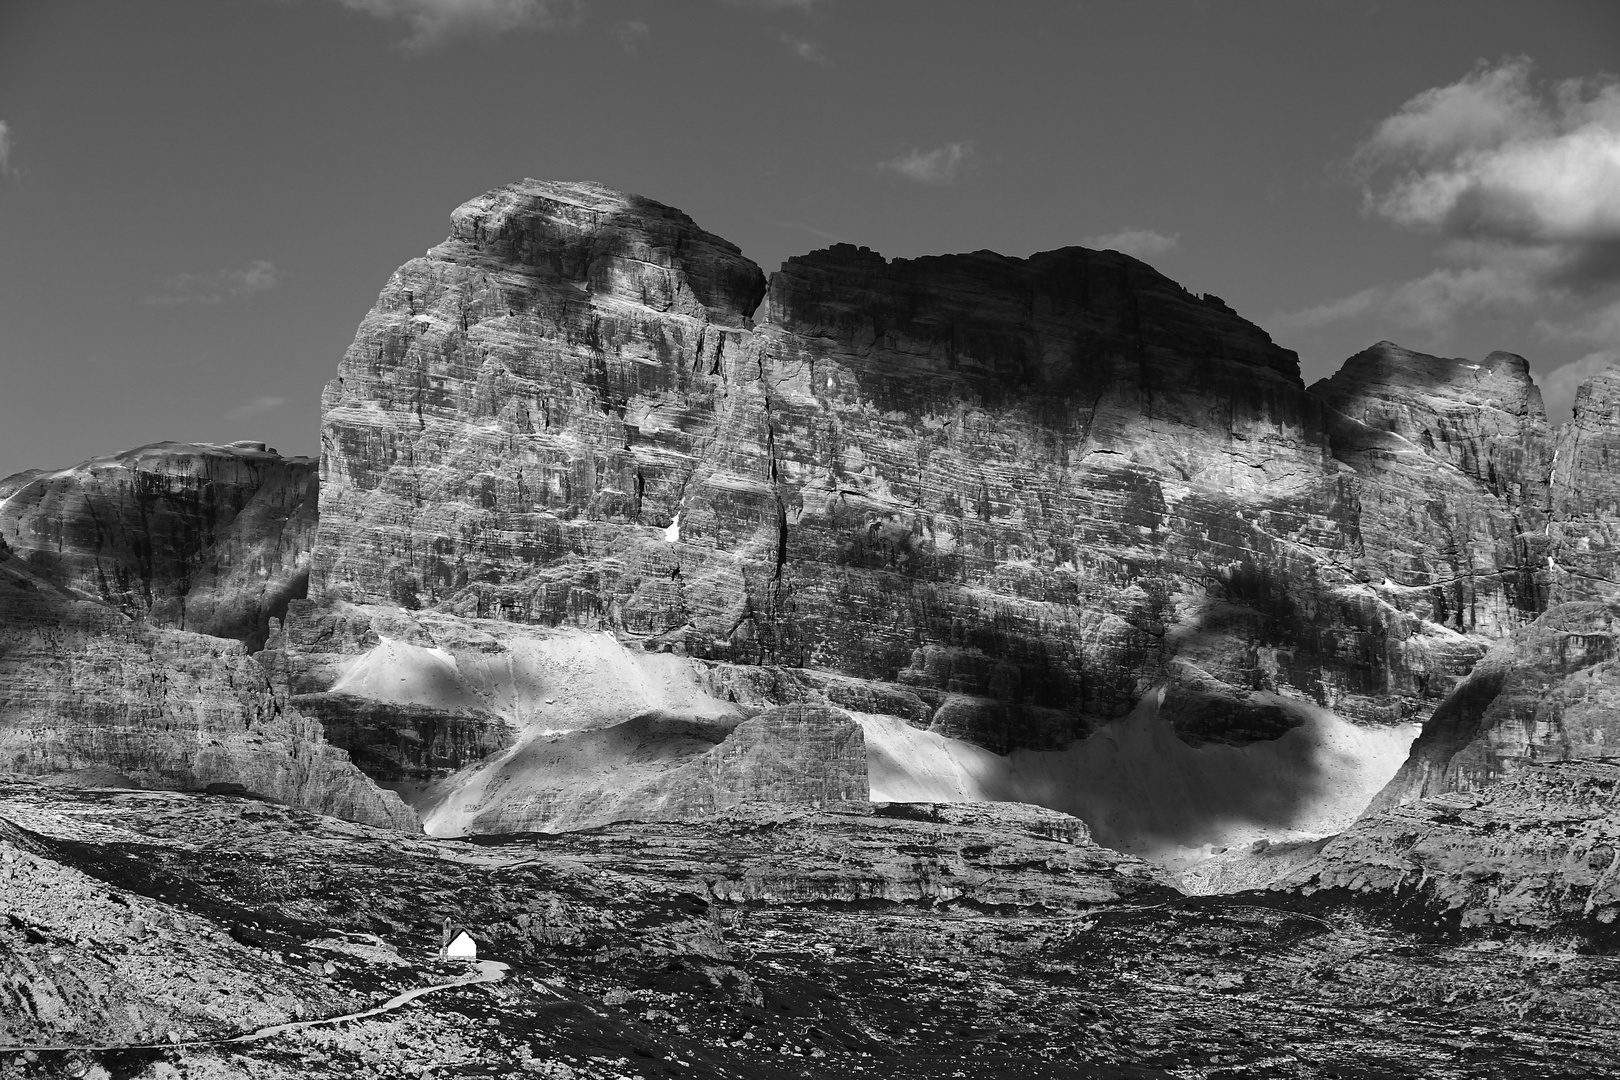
{"left": 6, "top": 178, "right": 1614, "bottom": 838}
{"left": 1280, "top": 759, "right": 1620, "bottom": 941}
{"left": 0, "top": 441, "right": 317, "bottom": 649}
{"left": 1550, "top": 368, "right": 1620, "bottom": 601}
{"left": 1364, "top": 363, "right": 1620, "bottom": 811}
{"left": 1311, "top": 342, "right": 1551, "bottom": 639}
{"left": 0, "top": 544, "right": 413, "bottom": 829}
{"left": 308, "top": 179, "right": 1556, "bottom": 767}
{"left": 1368, "top": 601, "right": 1620, "bottom": 811}
{"left": 312, "top": 179, "right": 768, "bottom": 626}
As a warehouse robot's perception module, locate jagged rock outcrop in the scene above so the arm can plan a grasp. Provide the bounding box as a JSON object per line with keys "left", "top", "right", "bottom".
{"left": 421, "top": 703, "right": 867, "bottom": 835}
{"left": 1362, "top": 362, "right": 1620, "bottom": 811}
{"left": 0, "top": 457, "right": 412, "bottom": 830}
{"left": 1311, "top": 342, "right": 1551, "bottom": 641}
{"left": 1368, "top": 600, "right": 1620, "bottom": 810}
{"left": 0, "top": 809, "right": 357, "bottom": 1049}
{"left": 0, "top": 441, "right": 317, "bottom": 649}
{"left": 1275, "top": 759, "right": 1620, "bottom": 943}
{"left": 1550, "top": 367, "right": 1620, "bottom": 601}
{"left": 289, "top": 692, "right": 510, "bottom": 787}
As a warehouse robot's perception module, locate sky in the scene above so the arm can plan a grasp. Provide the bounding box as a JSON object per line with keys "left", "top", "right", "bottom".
{"left": 1, "top": 0, "right": 1618, "bottom": 475}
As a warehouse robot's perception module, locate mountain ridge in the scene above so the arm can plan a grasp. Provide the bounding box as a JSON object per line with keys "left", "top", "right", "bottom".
{"left": 2, "top": 178, "right": 1617, "bottom": 857}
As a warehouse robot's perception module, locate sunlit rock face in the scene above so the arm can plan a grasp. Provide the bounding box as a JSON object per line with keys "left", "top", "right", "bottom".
{"left": 0, "top": 441, "right": 317, "bottom": 649}
{"left": 1550, "top": 367, "right": 1620, "bottom": 602}
{"left": 307, "top": 179, "right": 1545, "bottom": 770}
{"left": 1310, "top": 342, "right": 1552, "bottom": 641}
{"left": 1367, "top": 596, "right": 1620, "bottom": 813}
{"left": 312, "top": 179, "right": 770, "bottom": 630}
{"left": 1362, "top": 367, "right": 1620, "bottom": 812}
{"left": 279, "top": 178, "right": 1604, "bottom": 837}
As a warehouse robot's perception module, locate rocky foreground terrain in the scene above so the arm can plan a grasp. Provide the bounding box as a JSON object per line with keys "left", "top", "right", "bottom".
{"left": 5, "top": 777, "right": 1620, "bottom": 1080}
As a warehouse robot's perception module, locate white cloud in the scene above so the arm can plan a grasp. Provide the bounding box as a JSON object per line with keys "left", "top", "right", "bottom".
{"left": 612, "top": 18, "right": 649, "bottom": 53}
{"left": 225, "top": 396, "right": 289, "bottom": 423}
{"left": 335, "top": 0, "right": 578, "bottom": 50}
{"left": 1355, "top": 56, "right": 1546, "bottom": 170}
{"left": 1084, "top": 228, "right": 1180, "bottom": 261}
{"left": 0, "top": 121, "right": 14, "bottom": 178}
{"left": 1358, "top": 57, "right": 1620, "bottom": 274}
{"left": 752, "top": 213, "right": 849, "bottom": 246}
{"left": 780, "top": 32, "right": 825, "bottom": 63}
{"left": 1539, "top": 350, "right": 1620, "bottom": 425}
{"left": 1279, "top": 58, "right": 1620, "bottom": 337}
{"left": 1273, "top": 258, "right": 1548, "bottom": 338}
{"left": 880, "top": 141, "right": 974, "bottom": 186}
{"left": 146, "top": 260, "right": 281, "bottom": 306}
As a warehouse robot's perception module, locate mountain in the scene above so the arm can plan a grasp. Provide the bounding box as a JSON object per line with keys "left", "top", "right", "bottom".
{"left": 265, "top": 180, "right": 1574, "bottom": 847}
{"left": 3, "top": 179, "right": 1617, "bottom": 855}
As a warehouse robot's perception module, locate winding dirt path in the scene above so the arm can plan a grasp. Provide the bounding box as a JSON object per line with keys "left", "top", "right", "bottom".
{"left": 225, "top": 959, "right": 509, "bottom": 1044}
{"left": 1, "top": 960, "right": 510, "bottom": 1054}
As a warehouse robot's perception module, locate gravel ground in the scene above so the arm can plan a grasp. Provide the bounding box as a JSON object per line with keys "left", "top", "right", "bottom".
{"left": 3, "top": 781, "right": 1619, "bottom": 1079}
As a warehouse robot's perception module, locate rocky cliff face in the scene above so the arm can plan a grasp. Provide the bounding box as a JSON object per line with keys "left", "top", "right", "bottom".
{"left": 266, "top": 178, "right": 1608, "bottom": 837}
{"left": 307, "top": 180, "right": 1545, "bottom": 761}
{"left": 1277, "top": 759, "right": 1620, "bottom": 943}
{"left": 1368, "top": 601, "right": 1620, "bottom": 810}
{"left": 6, "top": 179, "right": 1613, "bottom": 846}
{"left": 0, "top": 441, "right": 317, "bottom": 649}
{"left": 1550, "top": 367, "right": 1620, "bottom": 601}
{"left": 1362, "top": 364, "right": 1620, "bottom": 811}
{"left": 1311, "top": 342, "right": 1551, "bottom": 641}
{"left": 0, "top": 445, "right": 411, "bottom": 829}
